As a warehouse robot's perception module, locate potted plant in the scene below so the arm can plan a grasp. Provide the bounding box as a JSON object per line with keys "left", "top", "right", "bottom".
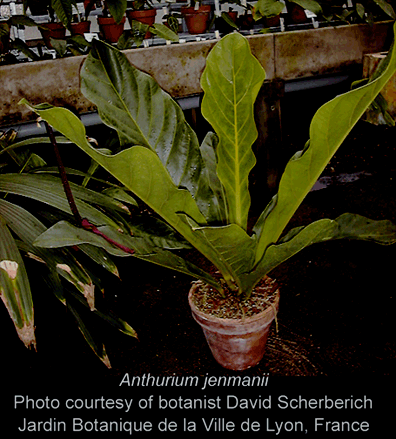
{"left": 254, "top": 0, "right": 322, "bottom": 25}
{"left": 22, "top": 25, "right": 396, "bottom": 370}
{"left": 97, "top": 0, "right": 127, "bottom": 43}
{"left": 213, "top": 1, "right": 239, "bottom": 34}
{"left": 181, "top": 1, "right": 212, "bottom": 34}
{"left": 70, "top": 0, "right": 93, "bottom": 36}
{"left": 126, "top": 0, "right": 157, "bottom": 39}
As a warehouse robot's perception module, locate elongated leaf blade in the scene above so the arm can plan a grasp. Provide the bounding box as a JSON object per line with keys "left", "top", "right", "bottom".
{"left": 255, "top": 0, "right": 285, "bottom": 19}
{"left": 67, "top": 301, "right": 111, "bottom": 368}
{"left": 199, "top": 132, "right": 228, "bottom": 224}
{"left": 51, "top": 0, "right": 76, "bottom": 28}
{"left": 0, "top": 173, "right": 124, "bottom": 229}
{"left": 34, "top": 220, "right": 221, "bottom": 290}
{"left": 69, "top": 288, "right": 137, "bottom": 338}
{"left": 201, "top": 33, "right": 266, "bottom": 230}
{"left": 254, "top": 23, "right": 396, "bottom": 263}
{"left": 246, "top": 213, "right": 396, "bottom": 296}
{"left": 105, "top": 0, "right": 127, "bottom": 23}
{"left": 0, "top": 217, "right": 35, "bottom": 349}
{"left": 373, "top": 0, "right": 396, "bottom": 19}
{"left": 80, "top": 40, "right": 216, "bottom": 221}
{"left": 179, "top": 214, "right": 256, "bottom": 292}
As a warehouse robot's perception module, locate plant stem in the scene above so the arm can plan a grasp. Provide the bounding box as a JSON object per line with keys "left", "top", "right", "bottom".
{"left": 44, "top": 121, "right": 135, "bottom": 255}
{"left": 44, "top": 121, "right": 83, "bottom": 225}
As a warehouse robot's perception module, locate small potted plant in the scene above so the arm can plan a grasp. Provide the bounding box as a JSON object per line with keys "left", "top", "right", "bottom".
{"left": 254, "top": 0, "right": 322, "bottom": 25}
{"left": 37, "top": 3, "right": 67, "bottom": 49}
{"left": 23, "top": 24, "right": 396, "bottom": 370}
{"left": 70, "top": 0, "right": 93, "bottom": 36}
{"left": 97, "top": 0, "right": 127, "bottom": 43}
{"left": 126, "top": 0, "right": 157, "bottom": 38}
{"left": 181, "top": 1, "right": 212, "bottom": 34}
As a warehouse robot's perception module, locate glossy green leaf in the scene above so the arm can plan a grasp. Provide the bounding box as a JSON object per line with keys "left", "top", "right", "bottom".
{"left": 254, "top": 29, "right": 396, "bottom": 263}
{"left": 105, "top": 0, "right": 127, "bottom": 23}
{"left": 201, "top": 33, "right": 266, "bottom": 230}
{"left": 0, "top": 217, "right": 35, "bottom": 349}
{"left": 373, "top": 0, "right": 396, "bottom": 19}
{"left": 244, "top": 213, "right": 396, "bottom": 295}
{"left": 150, "top": 23, "right": 179, "bottom": 42}
{"left": 199, "top": 132, "right": 227, "bottom": 224}
{"left": 80, "top": 40, "right": 216, "bottom": 222}
{"left": 0, "top": 173, "right": 126, "bottom": 228}
{"left": 51, "top": 0, "right": 76, "bottom": 29}
{"left": 179, "top": 214, "right": 256, "bottom": 293}
{"left": 34, "top": 220, "right": 221, "bottom": 290}
{"left": 254, "top": 0, "right": 285, "bottom": 19}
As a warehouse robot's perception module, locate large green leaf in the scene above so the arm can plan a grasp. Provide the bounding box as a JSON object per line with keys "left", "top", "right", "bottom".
{"left": 0, "top": 217, "right": 35, "bottom": 349}
{"left": 0, "top": 173, "right": 124, "bottom": 229}
{"left": 373, "top": 0, "right": 396, "bottom": 19}
{"left": 254, "top": 0, "right": 285, "bottom": 19}
{"left": 254, "top": 24, "right": 396, "bottom": 264}
{"left": 105, "top": 0, "right": 127, "bottom": 23}
{"left": 179, "top": 214, "right": 257, "bottom": 294}
{"left": 201, "top": 33, "right": 266, "bottom": 230}
{"left": 80, "top": 40, "right": 216, "bottom": 222}
{"left": 243, "top": 213, "right": 396, "bottom": 296}
{"left": 199, "top": 132, "right": 227, "bottom": 224}
{"left": 34, "top": 220, "right": 221, "bottom": 289}
{"left": 0, "top": 198, "right": 100, "bottom": 307}
{"left": 51, "top": 0, "right": 76, "bottom": 29}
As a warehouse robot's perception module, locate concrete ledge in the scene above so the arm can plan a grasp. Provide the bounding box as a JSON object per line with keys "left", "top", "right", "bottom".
{"left": 0, "top": 21, "right": 393, "bottom": 127}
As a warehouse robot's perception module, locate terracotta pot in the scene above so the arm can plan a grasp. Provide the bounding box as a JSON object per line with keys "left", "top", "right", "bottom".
{"left": 265, "top": 14, "right": 281, "bottom": 27}
{"left": 84, "top": 0, "right": 95, "bottom": 10}
{"left": 288, "top": 3, "right": 309, "bottom": 24}
{"left": 0, "top": 24, "right": 10, "bottom": 55}
{"left": 188, "top": 279, "right": 280, "bottom": 371}
{"left": 70, "top": 20, "right": 91, "bottom": 36}
{"left": 40, "top": 22, "right": 66, "bottom": 48}
{"left": 216, "top": 11, "right": 238, "bottom": 34}
{"left": 97, "top": 16, "right": 126, "bottom": 43}
{"left": 127, "top": 8, "right": 157, "bottom": 39}
{"left": 181, "top": 5, "right": 211, "bottom": 35}
{"left": 238, "top": 12, "right": 255, "bottom": 30}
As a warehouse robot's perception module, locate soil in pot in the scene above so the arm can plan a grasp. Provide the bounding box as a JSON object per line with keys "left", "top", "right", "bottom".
{"left": 127, "top": 8, "right": 157, "bottom": 39}
{"left": 181, "top": 5, "right": 211, "bottom": 34}
{"left": 40, "top": 22, "right": 66, "bottom": 48}
{"left": 70, "top": 20, "right": 91, "bottom": 36}
{"left": 98, "top": 16, "right": 126, "bottom": 43}
{"left": 188, "top": 276, "right": 280, "bottom": 371}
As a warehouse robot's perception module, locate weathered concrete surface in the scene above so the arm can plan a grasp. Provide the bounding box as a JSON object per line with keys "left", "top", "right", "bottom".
{"left": 0, "top": 22, "right": 393, "bottom": 127}
{"left": 123, "top": 33, "right": 275, "bottom": 98}
{"left": 274, "top": 21, "right": 393, "bottom": 80}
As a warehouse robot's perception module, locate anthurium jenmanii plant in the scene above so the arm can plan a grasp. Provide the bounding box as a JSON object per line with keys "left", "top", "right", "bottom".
{"left": 22, "top": 25, "right": 396, "bottom": 305}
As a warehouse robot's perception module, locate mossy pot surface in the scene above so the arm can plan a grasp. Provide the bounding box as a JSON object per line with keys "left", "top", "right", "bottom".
{"left": 188, "top": 277, "right": 280, "bottom": 370}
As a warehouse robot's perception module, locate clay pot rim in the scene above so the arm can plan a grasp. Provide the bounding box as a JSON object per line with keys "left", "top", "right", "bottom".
{"left": 97, "top": 16, "right": 126, "bottom": 24}
{"left": 181, "top": 5, "right": 212, "bottom": 14}
{"left": 41, "top": 22, "right": 66, "bottom": 30}
{"left": 127, "top": 8, "right": 157, "bottom": 17}
{"left": 188, "top": 280, "right": 280, "bottom": 328}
